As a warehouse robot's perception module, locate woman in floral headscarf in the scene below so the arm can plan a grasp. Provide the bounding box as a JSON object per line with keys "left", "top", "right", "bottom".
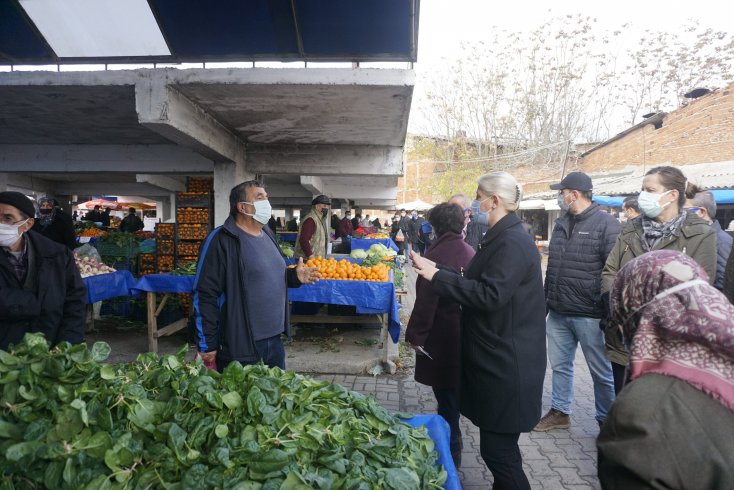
{"left": 597, "top": 250, "right": 734, "bottom": 490}
{"left": 31, "top": 196, "right": 76, "bottom": 249}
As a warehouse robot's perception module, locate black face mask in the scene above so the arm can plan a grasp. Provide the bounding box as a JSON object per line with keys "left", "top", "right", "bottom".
{"left": 39, "top": 208, "right": 52, "bottom": 215}
{"left": 321, "top": 208, "right": 328, "bottom": 217}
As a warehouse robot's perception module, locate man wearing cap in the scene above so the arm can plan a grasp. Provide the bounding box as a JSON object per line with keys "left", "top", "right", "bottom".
{"left": 295, "top": 195, "right": 331, "bottom": 259}
{"left": 0, "top": 191, "right": 86, "bottom": 350}
{"left": 534, "top": 172, "right": 621, "bottom": 431}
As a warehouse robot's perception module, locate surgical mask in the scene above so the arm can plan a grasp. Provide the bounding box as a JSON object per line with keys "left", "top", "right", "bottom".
{"left": 470, "top": 198, "right": 490, "bottom": 226}
{"left": 557, "top": 193, "right": 571, "bottom": 213}
{"left": 401, "top": 213, "right": 406, "bottom": 217}
{"left": 620, "top": 278, "right": 709, "bottom": 348}
{"left": 241, "top": 200, "right": 272, "bottom": 225}
{"left": 0, "top": 219, "right": 29, "bottom": 248}
{"left": 346, "top": 215, "right": 351, "bottom": 219}
{"left": 638, "top": 190, "right": 672, "bottom": 219}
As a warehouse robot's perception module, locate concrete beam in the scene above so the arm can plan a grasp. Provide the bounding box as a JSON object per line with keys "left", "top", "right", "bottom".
{"left": 53, "top": 182, "right": 171, "bottom": 198}
{"left": 7, "top": 174, "right": 55, "bottom": 194}
{"left": 323, "top": 185, "right": 397, "bottom": 201}
{"left": 263, "top": 184, "right": 311, "bottom": 198}
{"left": 351, "top": 199, "right": 397, "bottom": 209}
{"left": 136, "top": 174, "right": 186, "bottom": 192}
{"left": 299, "top": 176, "right": 324, "bottom": 196}
{"left": 136, "top": 77, "right": 247, "bottom": 164}
{"left": 246, "top": 144, "right": 404, "bottom": 177}
{"left": 0, "top": 144, "right": 214, "bottom": 173}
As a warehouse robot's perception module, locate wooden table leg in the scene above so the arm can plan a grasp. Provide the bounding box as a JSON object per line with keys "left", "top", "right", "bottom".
{"left": 85, "top": 304, "right": 95, "bottom": 333}
{"left": 147, "top": 292, "right": 157, "bottom": 353}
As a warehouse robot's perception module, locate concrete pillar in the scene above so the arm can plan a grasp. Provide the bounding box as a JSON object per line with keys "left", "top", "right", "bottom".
{"left": 155, "top": 196, "right": 173, "bottom": 222}
{"left": 284, "top": 208, "right": 294, "bottom": 220}
{"left": 0, "top": 174, "right": 7, "bottom": 192}
{"left": 213, "top": 161, "right": 253, "bottom": 227}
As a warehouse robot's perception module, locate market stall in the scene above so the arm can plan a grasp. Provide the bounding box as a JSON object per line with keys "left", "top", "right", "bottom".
{"left": 350, "top": 237, "right": 400, "bottom": 253}
{"left": 130, "top": 274, "right": 195, "bottom": 353}
{"left": 82, "top": 269, "right": 136, "bottom": 331}
{"left": 276, "top": 231, "right": 298, "bottom": 243}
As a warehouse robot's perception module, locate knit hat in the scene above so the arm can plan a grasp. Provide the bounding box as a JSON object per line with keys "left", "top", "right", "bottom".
{"left": 312, "top": 195, "right": 331, "bottom": 205}
{"left": 0, "top": 191, "right": 36, "bottom": 219}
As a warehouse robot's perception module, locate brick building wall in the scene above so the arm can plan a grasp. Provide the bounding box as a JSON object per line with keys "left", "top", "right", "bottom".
{"left": 582, "top": 83, "right": 734, "bottom": 172}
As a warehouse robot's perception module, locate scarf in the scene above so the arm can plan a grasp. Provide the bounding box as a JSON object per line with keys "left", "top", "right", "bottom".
{"left": 36, "top": 197, "right": 55, "bottom": 228}
{"left": 639, "top": 211, "right": 686, "bottom": 251}
{"left": 609, "top": 250, "right": 734, "bottom": 412}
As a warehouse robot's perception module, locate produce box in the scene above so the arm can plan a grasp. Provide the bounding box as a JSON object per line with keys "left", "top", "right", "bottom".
{"left": 177, "top": 224, "right": 209, "bottom": 240}
{"left": 176, "top": 207, "right": 210, "bottom": 224}
{"left": 175, "top": 256, "right": 198, "bottom": 269}
{"left": 176, "top": 192, "right": 211, "bottom": 208}
{"left": 186, "top": 176, "right": 214, "bottom": 192}
{"left": 156, "top": 239, "right": 174, "bottom": 255}
{"left": 138, "top": 253, "right": 155, "bottom": 268}
{"left": 96, "top": 240, "right": 139, "bottom": 258}
{"left": 156, "top": 254, "right": 174, "bottom": 273}
{"left": 155, "top": 223, "right": 175, "bottom": 240}
{"left": 176, "top": 240, "right": 202, "bottom": 256}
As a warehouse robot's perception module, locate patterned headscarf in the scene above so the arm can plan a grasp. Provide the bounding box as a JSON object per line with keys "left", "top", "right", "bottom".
{"left": 36, "top": 196, "right": 55, "bottom": 228}
{"left": 610, "top": 250, "right": 734, "bottom": 412}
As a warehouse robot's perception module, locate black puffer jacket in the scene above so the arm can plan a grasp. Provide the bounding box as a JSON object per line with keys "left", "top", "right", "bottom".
{"left": 0, "top": 231, "right": 86, "bottom": 350}
{"left": 545, "top": 204, "right": 621, "bottom": 318}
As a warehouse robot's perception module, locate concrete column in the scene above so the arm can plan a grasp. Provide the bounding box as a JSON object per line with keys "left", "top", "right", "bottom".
{"left": 213, "top": 161, "right": 253, "bottom": 226}
{"left": 0, "top": 173, "right": 9, "bottom": 192}
{"left": 284, "top": 208, "right": 294, "bottom": 220}
{"left": 155, "top": 196, "right": 173, "bottom": 222}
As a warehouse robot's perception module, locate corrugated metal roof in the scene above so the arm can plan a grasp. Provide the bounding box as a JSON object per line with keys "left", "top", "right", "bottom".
{"left": 526, "top": 160, "right": 734, "bottom": 199}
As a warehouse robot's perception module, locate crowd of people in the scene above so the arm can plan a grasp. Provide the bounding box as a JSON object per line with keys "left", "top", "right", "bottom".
{"left": 405, "top": 166, "right": 734, "bottom": 488}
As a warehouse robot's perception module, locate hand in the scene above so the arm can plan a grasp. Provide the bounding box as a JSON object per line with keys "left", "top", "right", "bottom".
{"left": 412, "top": 252, "right": 438, "bottom": 282}
{"left": 410, "top": 250, "right": 436, "bottom": 268}
{"left": 199, "top": 350, "right": 217, "bottom": 363}
{"left": 296, "top": 257, "right": 321, "bottom": 284}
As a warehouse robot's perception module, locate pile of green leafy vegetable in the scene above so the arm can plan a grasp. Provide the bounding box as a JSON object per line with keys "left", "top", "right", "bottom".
{"left": 360, "top": 256, "right": 405, "bottom": 289}
{"left": 0, "top": 335, "right": 446, "bottom": 489}
{"left": 98, "top": 232, "right": 139, "bottom": 249}
{"left": 169, "top": 261, "right": 198, "bottom": 276}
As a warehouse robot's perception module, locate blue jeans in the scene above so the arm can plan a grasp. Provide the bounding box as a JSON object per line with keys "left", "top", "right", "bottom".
{"left": 547, "top": 310, "right": 615, "bottom": 421}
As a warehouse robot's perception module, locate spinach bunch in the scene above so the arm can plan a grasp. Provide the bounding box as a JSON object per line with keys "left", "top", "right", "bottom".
{"left": 0, "top": 334, "right": 446, "bottom": 489}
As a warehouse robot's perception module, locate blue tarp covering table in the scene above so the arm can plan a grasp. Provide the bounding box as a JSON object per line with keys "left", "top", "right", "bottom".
{"left": 82, "top": 270, "right": 135, "bottom": 304}
{"left": 350, "top": 237, "right": 399, "bottom": 253}
{"left": 288, "top": 277, "right": 401, "bottom": 344}
{"left": 130, "top": 274, "right": 195, "bottom": 353}
{"left": 404, "top": 415, "right": 460, "bottom": 490}
{"left": 276, "top": 231, "right": 298, "bottom": 243}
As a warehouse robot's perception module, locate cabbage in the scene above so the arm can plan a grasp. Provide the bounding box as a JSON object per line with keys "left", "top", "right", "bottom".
{"left": 350, "top": 248, "right": 368, "bottom": 259}
{"left": 367, "top": 244, "right": 389, "bottom": 257}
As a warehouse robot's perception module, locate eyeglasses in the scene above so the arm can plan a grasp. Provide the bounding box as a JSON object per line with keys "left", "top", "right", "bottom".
{"left": 0, "top": 217, "right": 28, "bottom": 226}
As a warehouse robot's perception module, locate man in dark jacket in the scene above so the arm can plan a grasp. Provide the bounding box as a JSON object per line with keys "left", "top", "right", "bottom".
{"left": 194, "top": 181, "right": 320, "bottom": 371}
{"left": 686, "top": 191, "right": 732, "bottom": 291}
{"left": 0, "top": 191, "right": 86, "bottom": 350}
{"left": 84, "top": 205, "right": 103, "bottom": 223}
{"left": 119, "top": 207, "right": 144, "bottom": 233}
{"left": 32, "top": 196, "right": 76, "bottom": 250}
{"left": 409, "top": 211, "right": 427, "bottom": 254}
{"left": 535, "top": 172, "right": 621, "bottom": 431}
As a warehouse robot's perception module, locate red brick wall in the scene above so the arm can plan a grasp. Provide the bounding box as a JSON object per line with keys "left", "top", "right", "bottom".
{"left": 582, "top": 83, "right": 734, "bottom": 172}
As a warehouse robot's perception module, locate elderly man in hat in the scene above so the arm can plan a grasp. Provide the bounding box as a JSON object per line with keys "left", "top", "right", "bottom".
{"left": 534, "top": 172, "right": 621, "bottom": 431}
{"left": 0, "top": 191, "right": 86, "bottom": 350}
{"left": 32, "top": 195, "right": 76, "bottom": 250}
{"left": 295, "top": 195, "right": 332, "bottom": 259}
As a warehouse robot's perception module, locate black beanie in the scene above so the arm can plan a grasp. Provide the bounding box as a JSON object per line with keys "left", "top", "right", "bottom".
{"left": 312, "top": 195, "right": 331, "bottom": 205}
{"left": 0, "top": 191, "right": 36, "bottom": 219}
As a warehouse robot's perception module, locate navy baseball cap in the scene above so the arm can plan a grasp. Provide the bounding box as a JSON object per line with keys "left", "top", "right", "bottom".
{"left": 550, "top": 172, "right": 593, "bottom": 192}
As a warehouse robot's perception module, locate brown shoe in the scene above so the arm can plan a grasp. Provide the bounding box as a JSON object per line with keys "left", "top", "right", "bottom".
{"left": 533, "top": 408, "right": 570, "bottom": 431}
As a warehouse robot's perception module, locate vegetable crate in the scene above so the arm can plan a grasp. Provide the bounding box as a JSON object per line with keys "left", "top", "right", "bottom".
{"left": 138, "top": 253, "right": 157, "bottom": 276}
{"left": 176, "top": 207, "right": 210, "bottom": 224}
{"left": 186, "top": 176, "right": 213, "bottom": 192}
{"left": 155, "top": 223, "right": 175, "bottom": 240}
{"left": 176, "top": 240, "right": 202, "bottom": 256}
{"left": 176, "top": 192, "right": 211, "bottom": 208}
{"left": 157, "top": 239, "right": 174, "bottom": 255}
{"left": 177, "top": 224, "right": 209, "bottom": 240}
{"left": 95, "top": 240, "right": 139, "bottom": 258}
{"left": 175, "top": 256, "right": 198, "bottom": 269}
{"left": 156, "top": 254, "right": 175, "bottom": 273}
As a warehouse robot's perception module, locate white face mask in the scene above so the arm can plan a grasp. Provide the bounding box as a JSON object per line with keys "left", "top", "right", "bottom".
{"left": 241, "top": 200, "right": 272, "bottom": 225}
{"left": 638, "top": 190, "right": 672, "bottom": 219}
{"left": 0, "top": 219, "right": 29, "bottom": 248}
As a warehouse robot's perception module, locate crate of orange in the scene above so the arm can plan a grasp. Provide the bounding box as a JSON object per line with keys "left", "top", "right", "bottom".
{"left": 304, "top": 256, "right": 390, "bottom": 282}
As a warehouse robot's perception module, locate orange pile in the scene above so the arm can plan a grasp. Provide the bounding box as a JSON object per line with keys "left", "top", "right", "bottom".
{"left": 305, "top": 256, "right": 390, "bottom": 282}
{"left": 365, "top": 233, "right": 389, "bottom": 239}
{"left": 78, "top": 227, "right": 107, "bottom": 237}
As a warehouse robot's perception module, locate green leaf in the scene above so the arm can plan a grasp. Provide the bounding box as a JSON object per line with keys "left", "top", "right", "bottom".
{"left": 215, "top": 424, "right": 229, "bottom": 439}
{"left": 222, "top": 391, "right": 242, "bottom": 410}
{"left": 62, "top": 456, "right": 76, "bottom": 485}
{"left": 44, "top": 460, "right": 64, "bottom": 488}
{"left": 0, "top": 418, "right": 21, "bottom": 439}
{"left": 85, "top": 431, "right": 113, "bottom": 459}
{"left": 90, "top": 342, "right": 112, "bottom": 362}
{"left": 378, "top": 468, "right": 420, "bottom": 489}
{"left": 100, "top": 365, "right": 116, "bottom": 380}
{"left": 280, "top": 472, "right": 312, "bottom": 490}
{"left": 5, "top": 440, "right": 42, "bottom": 462}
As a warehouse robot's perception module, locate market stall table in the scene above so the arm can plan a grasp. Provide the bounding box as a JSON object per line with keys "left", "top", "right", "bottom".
{"left": 82, "top": 270, "right": 136, "bottom": 332}
{"left": 130, "top": 274, "right": 195, "bottom": 353}
{"left": 350, "top": 237, "right": 400, "bottom": 253}
{"left": 276, "top": 231, "right": 298, "bottom": 243}
{"left": 288, "top": 273, "right": 401, "bottom": 371}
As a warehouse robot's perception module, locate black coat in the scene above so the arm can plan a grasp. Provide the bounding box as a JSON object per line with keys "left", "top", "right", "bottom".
{"left": 194, "top": 218, "right": 302, "bottom": 364}
{"left": 32, "top": 210, "right": 76, "bottom": 250}
{"left": 545, "top": 204, "right": 621, "bottom": 318}
{"left": 0, "top": 231, "right": 86, "bottom": 350}
{"left": 119, "top": 214, "right": 144, "bottom": 233}
{"left": 432, "top": 213, "right": 547, "bottom": 433}
{"left": 406, "top": 232, "right": 475, "bottom": 388}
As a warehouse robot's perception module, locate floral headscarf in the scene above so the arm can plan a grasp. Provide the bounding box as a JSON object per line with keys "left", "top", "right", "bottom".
{"left": 610, "top": 250, "right": 734, "bottom": 412}
{"left": 36, "top": 196, "right": 55, "bottom": 228}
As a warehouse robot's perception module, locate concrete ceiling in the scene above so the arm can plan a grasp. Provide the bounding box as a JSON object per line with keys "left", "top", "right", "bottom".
{"left": 0, "top": 67, "right": 413, "bottom": 208}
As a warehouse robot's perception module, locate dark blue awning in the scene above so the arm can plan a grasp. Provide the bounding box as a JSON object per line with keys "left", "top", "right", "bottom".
{"left": 0, "top": 0, "right": 419, "bottom": 64}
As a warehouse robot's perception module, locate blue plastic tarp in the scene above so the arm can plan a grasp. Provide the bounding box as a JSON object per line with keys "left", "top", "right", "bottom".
{"left": 403, "top": 414, "right": 460, "bottom": 490}
{"left": 82, "top": 270, "right": 136, "bottom": 304}
{"left": 131, "top": 274, "right": 195, "bottom": 294}
{"left": 276, "top": 232, "right": 298, "bottom": 243}
{"left": 350, "top": 237, "right": 399, "bottom": 252}
{"left": 288, "top": 277, "right": 401, "bottom": 343}
{"left": 592, "top": 195, "right": 625, "bottom": 207}
{"left": 711, "top": 189, "right": 734, "bottom": 204}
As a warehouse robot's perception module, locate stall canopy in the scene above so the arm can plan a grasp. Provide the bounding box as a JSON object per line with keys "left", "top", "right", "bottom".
{"left": 397, "top": 199, "right": 434, "bottom": 211}
{"left": 0, "top": 0, "right": 419, "bottom": 64}
{"left": 77, "top": 198, "right": 156, "bottom": 210}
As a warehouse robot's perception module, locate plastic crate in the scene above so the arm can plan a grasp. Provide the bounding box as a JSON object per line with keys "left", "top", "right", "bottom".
{"left": 155, "top": 223, "right": 175, "bottom": 240}
{"left": 95, "top": 240, "right": 139, "bottom": 258}
{"left": 139, "top": 253, "right": 155, "bottom": 267}
{"left": 156, "top": 255, "right": 175, "bottom": 273}
{"left": 176, "top": 208, "right": 210, "bottom": 224}
{"left": 157, "top": 239, "right": 174, "bottom": 255}
{"left": 175, "top": 256, "right": 198, "bottom": 269}
{"left": 177, "top": 224, "right": 209, "bottom": 240}
{"left": 186, "top": 177, "right": 214, "bottom": 192}
{"left": 176, "top": 240, "right": 202, "bottom": 256}
{"left": 176, "top": 192, "right": 211, "bottom": 208}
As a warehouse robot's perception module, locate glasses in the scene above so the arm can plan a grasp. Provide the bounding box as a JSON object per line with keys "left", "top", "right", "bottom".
{"left": 0, "top": 217, "right": 27, "bottom": 226}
